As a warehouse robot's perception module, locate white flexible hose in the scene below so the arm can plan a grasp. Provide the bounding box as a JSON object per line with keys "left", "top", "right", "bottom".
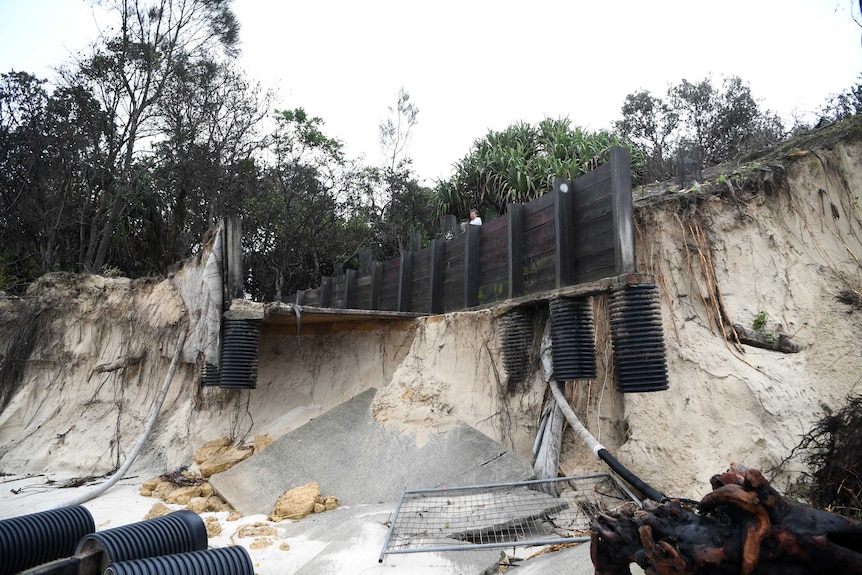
{"left": 549, "top": 380, "right": 606, "bottom": 458}
{"left": 51, "top": 330, "right": 187, "bottom": 509}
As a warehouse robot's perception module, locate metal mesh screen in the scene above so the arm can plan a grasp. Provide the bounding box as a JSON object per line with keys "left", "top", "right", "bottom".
{"left": 379, "top": 473, "right": 639, "bottom": 561}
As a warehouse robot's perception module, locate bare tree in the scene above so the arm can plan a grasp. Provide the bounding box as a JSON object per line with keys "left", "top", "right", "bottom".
{"left": 71, "top": 0, "right": 239, "bottom": 271}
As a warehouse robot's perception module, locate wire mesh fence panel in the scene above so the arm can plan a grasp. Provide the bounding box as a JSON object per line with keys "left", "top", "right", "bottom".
{"left": 379, "top": 473, "right": 639, "bottom": 561}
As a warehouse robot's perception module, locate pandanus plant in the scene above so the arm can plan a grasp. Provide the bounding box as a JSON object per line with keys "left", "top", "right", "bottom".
{"left": 431, "top": 118, "right": 639, "bottom": 219}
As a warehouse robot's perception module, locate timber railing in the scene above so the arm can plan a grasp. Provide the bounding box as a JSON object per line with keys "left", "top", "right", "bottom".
{"left": 289, "top": 146, "right": 635, "bottom": 314}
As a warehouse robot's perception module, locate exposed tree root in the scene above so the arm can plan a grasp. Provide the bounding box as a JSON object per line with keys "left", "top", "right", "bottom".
{"left": 591, "top": 463, "right": 862, "bottom": 574}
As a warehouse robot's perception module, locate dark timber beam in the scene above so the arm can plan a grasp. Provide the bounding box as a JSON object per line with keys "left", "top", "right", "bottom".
{"left": 464, "top": 224, "right": 480, "bottom": 308}
{"left": 397, "top": 251, "right": 412, "bottom": 312}
{"left": 554, "top": 179, "right": 574, "bottom": 288}
{"left": 430, "top": 238, "right": 444, "bottom": 313}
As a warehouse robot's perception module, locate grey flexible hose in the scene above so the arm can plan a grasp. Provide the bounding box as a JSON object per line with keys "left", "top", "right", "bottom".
{"left": 51, "top": 330, "right": 187, "bottom": 509}
{"left": 550, "top": 381, "right": 665, "bottom": 502}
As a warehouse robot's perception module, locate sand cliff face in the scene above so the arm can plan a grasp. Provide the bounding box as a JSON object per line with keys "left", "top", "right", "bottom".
{"left": 1, "top": 126, "right": 860, "bottom": 500}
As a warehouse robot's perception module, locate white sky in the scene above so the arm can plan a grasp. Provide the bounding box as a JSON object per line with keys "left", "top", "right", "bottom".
{"left": 1, "top": 0, "right": 860, "bottom": 184}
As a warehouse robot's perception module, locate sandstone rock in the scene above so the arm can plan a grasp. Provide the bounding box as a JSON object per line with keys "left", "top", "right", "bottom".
{"left": 165, "top": 485, "right": 202, "bottom": 505}
{"left": 198, "top": 445, "right": 253, "bottom": 477}
{"left": 144, "top": 502, "right": 173, "bottom": 519}
{"left": 254, "top": 434, "right": 272, "bottom": 453}
{"left": 249, "top": 537, "right": 273, "bottom": 550}
{"left": 205, "top": 516, "right": 222, "bottom": 538}
{"left": 279, "top": 542, "right": 291, "bottom": 551}
{"left": 187, "top": 496, "right": 209, "bottom": 514}
{"left": 323, "top": 496, "right": 338, "bottom": 511}
{"left": 313, "top": 502, "right": 325, "bottom": 514}
{"left": 236, "top": 523, "right": 277, "bottom": 538}
{"left": 227, "top": 510, "right": 242, "bottom": 521}
{"left": 199, "top": 482, "right": 214, "bottom": 497}
{"left": 270, "top": 482, "right": 320, "bottom": 521}
{"left": 142, "top": 477, "right": 160, "bottom": 491}
{"left": 194, "top": 437, "right": 232, "bottom": 464}
{"left": 153, "top": 480, "right": 176, "bottom": 500}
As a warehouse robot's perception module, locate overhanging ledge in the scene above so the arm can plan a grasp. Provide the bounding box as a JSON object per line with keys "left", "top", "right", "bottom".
{"left": 225, "top": 299, "right": 425, "bottom": 326}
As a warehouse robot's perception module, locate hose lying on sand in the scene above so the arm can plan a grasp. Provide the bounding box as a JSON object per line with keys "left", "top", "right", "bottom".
{"left": 549, "top": 381, "right": 665, "bottom": 503}
{"left": 51, "top": 330, "right": 187, "bottom": 509}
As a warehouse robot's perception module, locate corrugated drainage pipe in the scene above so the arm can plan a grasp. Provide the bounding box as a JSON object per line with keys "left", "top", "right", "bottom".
{"left": 608, "top": 283, "right": 669, "bottom": 393}
{"left": 105, "top": 546, "right": 254, "bottom": 575}
{"left": 219, "top": 318, "right": 261, "bottom": 389}
{"left": 75, "top": 510, "right": 207, "bottom": 574}
{"left": 549, "top": 296, "right": 597, "bottom": 381}
{"left": 0, "top": 506, "right": 95, "bottom": 575}
{"left": 549, "top": 381, "right": 665, "bottom": 503}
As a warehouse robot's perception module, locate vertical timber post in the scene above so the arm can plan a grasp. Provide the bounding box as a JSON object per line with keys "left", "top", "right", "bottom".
{"left": 610, "top": 146, "right": 636, "bottom": 274}
{"left": 554, "top": 179, "right": 574, "bottom": 288}
{"left": 397, "top": 251, "right": 412, "bottom": 312}
{"left": 225, "top": 214, "right": 244, "bottom": 301}
{"left": 345, "top": 269, "right": 357, "bottom": 309}
{"left": 464, "top": 223, "right": 480, "bottom": 308}
{"left": 440, "top": 214, "right": 459, "bottom": 240}
{"left": 370, "top": 261, "right": 382, "bottom": 310}
{"left": 430, "top": 238, "right": 444, "bottom": 313}
{"left": 320, "top": 276, "right": 332, "bottom": 308}
{"left": 507, "top": 203, "right": 524, "bottom": 299}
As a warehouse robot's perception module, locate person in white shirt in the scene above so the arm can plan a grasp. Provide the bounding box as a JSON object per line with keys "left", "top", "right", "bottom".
{"left": 469, "top": 209, "right": 482, "bottom": 226}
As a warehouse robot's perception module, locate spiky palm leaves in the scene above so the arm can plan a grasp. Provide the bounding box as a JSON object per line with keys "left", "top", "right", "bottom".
{"left": 431, "top": 118, "right": 637, "bottom": 219}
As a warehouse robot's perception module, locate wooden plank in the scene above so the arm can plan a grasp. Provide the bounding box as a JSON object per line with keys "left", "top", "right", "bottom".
{"left": 225, "top": 214, "right": 244, "bottom": 300}
{"left": 320, "top": 276, "right": 332, "bottom": 308}
{"left": 371, "top": 261, "right": 382, "bottom": 310}
{"left": 345, "top": 269, "right": 357, "bottom": 309}
{"left": 398, "top": 251, "right": 412, "bottom": 312}
{"left": 410, "top": 249, "right": 432, "bottom": 313}
{"left": 379, "top": 259, "right": 400, "bottom": 311}
{"left": 610, "top": 146, "right": 636, "bottom": 274}
{"left": 354, "top": 275, "right": 372, "bottom": 310}
{"left": 464, "top": 224, "right": 480, "bottom": 308}
{"left": 571, "top": 161, "right": 611, "bottom": 197}
{"left": 554, "top": 180, "right": 574, "bottom": 288}
{"left": 430, "top": 239, "right": 444, "bottom": 313}
{"left": 443, "top": 236, "right": 465, "bottom": 312}
{"left": 508, "top": 203, "right": 524, "bottom": 299}
{"left": 331, "top": 275, "right": 346, "bottom": 309}
{"left": 573, "top": 248, "right": 616, "bottom": 284}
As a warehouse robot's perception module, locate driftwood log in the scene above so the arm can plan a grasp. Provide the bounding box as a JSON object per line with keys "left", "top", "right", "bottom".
{"left": 590, "top": 463, "right": 862, "bottom": 574}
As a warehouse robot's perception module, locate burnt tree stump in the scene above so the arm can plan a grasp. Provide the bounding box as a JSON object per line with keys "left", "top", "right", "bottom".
{"left": 590, "top": 463, "right": 862, "bottom": 574}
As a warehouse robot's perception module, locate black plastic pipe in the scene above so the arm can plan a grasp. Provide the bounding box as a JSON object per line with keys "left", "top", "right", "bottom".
{"left": 75, "top": 509, "right": 207, "bottom": 573}
{"left": 105, "top": 546, "right": 254, "bottom": 575}
{"left": 549, "top": 381, "right": 666, "bottom": 502}
{"left": 0, "top": 505, "right": 95, "bottom": 575}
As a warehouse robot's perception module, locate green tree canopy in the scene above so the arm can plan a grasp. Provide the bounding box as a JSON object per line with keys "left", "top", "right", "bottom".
{"left": 431, "top": 118, "right": 636, "bottom": 219}
{"left": 616, "top": 76, "right": 785, "bottom": 182}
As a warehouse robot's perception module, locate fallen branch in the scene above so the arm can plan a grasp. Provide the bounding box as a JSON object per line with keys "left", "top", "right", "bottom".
{"left": 732, "top": 324, "right": 804, "bottom": 353}
{"left": 590, "top": 463, "right": 862, "bottom": 574}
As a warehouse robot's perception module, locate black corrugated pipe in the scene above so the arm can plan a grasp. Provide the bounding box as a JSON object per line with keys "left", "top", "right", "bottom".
{"left": 105, "top": 546, "right": 254, "bottom": 575}
{"left": 0, "top": 506, "right": 95, "bottom": 575}
{"left": 75, "top": 510, "right": 207, "bottom": 574}
{"left": 549, "top": 381, "right": 665, "bottom": 503}
{"left": 219, "top": 318, "right": 261, "bottom": 389}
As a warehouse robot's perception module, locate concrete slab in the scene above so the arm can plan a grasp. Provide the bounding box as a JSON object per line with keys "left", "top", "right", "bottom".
{"left": 210, "top": 388, "right": 535, "bottom": 516}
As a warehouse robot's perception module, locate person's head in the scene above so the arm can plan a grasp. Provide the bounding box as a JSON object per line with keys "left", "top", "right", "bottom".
{"left": 470, "top": 209, "right": 478, "bottom": 219}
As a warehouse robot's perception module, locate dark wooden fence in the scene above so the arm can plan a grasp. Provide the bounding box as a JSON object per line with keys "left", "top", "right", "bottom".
{"left": 291, "top": 146, "right": 635, "bottom": 313}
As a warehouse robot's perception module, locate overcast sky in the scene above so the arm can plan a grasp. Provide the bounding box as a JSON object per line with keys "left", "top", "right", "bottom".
{"left": 1, "top": 0, "right": 860, "bottom": 184}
